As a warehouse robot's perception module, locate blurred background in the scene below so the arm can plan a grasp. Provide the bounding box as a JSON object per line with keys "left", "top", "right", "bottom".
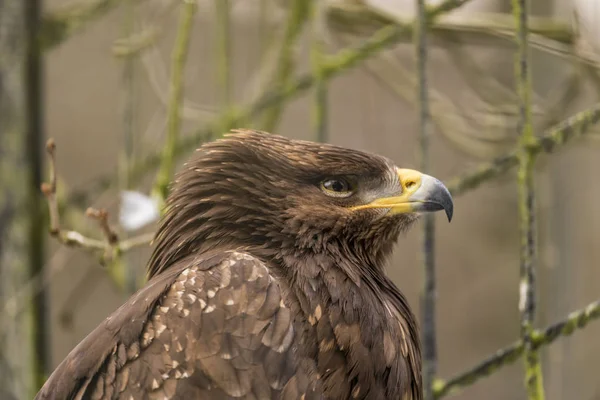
{"left": 1, "top": 0, "right": 599, "bottom": 399}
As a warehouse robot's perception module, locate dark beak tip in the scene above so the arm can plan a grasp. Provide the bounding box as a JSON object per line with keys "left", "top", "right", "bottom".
{"left": 445, "top": 206, "right": 453, "bottom": 222}
{"left": 439, "top": 184, "right": 454, "bottom": 223}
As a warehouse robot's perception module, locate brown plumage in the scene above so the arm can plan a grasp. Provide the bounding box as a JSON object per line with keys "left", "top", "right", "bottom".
{"left": 36, "top": 130, "right": 453, "bottom": 400}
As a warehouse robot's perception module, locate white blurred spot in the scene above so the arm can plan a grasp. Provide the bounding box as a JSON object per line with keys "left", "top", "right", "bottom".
{"left": 519, "top": 280, "right": 527, "bottom": 312}
{"left": 119, "top": 190, "right": 160, "bottom": 231}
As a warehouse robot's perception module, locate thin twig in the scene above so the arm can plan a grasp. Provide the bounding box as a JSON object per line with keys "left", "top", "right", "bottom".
{"left": 259, "top": 0, "right": 310, "bottom": 132}
{"left": 258, "top": 0, "right": 271, "bottom": 61}
{"left": 152, "top": 0, "right": 197, "bottom": 206}
{"left": 434, "top": 299, "right": 600, "bottom": 398}
{"left": 41, "top": 139, "right": 152, "bottom": 256}
{"left": 140, "top": 46, "right": 218, "bottom": 121}
{"left": 243, "top": 1, "right": 282, "bottom": 108}
{"left": 85, "top": 208, "right": 119, "bottom": 245}
{"left": 310, "top": 0, "right": 328, "bottom": 142}
{"left": 513, "top": 0, "right": 545, "bottom": 398}
{"left": 415, "top": 0, "right": 436, "bottom": 398}
{"left": 119, "top": 0, "right": 139, "bottom": 295}
{"left": 447, "top": 102, "right": 600, "bottom": 195}
{"left": 26, "top": 0, "right": 48, "bottom": 388}
{"left": 41, "top": 140, "right": 105, "bottom": 251}
{"left": 215, "top": 0, "right": 231, "bottom": 109}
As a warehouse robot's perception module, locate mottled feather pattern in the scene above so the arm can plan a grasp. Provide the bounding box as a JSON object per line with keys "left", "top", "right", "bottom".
{"left": 37, "top": 251, "right": 323, "bottom": 399}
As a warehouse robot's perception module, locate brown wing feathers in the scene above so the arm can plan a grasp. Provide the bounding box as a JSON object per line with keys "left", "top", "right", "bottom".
{"left": 36, "top": 251, "right": 319, "bottom": 399}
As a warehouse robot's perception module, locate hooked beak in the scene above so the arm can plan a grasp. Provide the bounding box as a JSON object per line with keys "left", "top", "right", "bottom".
{"left": 350, "top": 168, "right": 454, "bottom": 222}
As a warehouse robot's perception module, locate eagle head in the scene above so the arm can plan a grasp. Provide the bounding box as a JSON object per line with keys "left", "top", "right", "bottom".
{"left": 148, "top": 129, "right": 453, "bottom": 278}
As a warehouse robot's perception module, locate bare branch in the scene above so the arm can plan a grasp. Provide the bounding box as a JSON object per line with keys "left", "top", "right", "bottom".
{"left": 85, "top": 208, "right": 119, "bottom": 245}
{"left": 513, "top": 1, "right": 545, "bottom": 397}
{"left": 258, "top": 0, "right": 311, "bottom": 132}
{"left": 434, "top": 299, "right": 600, "bottom": 398}
{"left": 41, "top": 139, "right": 152, "bottom": 257}
{"left": 447, "top": 103, "right": 600, "bottom": 195}
{"left": 152, "top": 0, "right": 197, "bottom": 205}
{"left": 215, "top": 0, "right": 232, "bottom": 109}
{"left": 41, "top": 139, "right": 106, "bottom": 252}
{"left": 415, "top": 0, "right": 437, "bottom": 398}
{"left": 310, "top": 0, "right": 328, "bottom": 143}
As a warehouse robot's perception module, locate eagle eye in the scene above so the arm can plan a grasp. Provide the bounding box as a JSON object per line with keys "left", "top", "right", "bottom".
{"left": 320, "top": 178, "right": 353, "bottom": 197}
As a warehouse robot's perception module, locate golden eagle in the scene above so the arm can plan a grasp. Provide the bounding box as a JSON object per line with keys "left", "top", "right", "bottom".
{"left": 36, "top": 130, "right": 453, "bottom": 400}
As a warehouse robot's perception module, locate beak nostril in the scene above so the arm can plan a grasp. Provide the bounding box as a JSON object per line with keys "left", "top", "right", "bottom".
{"left": 405, "top": 180, "right": 416, "bottom": 189}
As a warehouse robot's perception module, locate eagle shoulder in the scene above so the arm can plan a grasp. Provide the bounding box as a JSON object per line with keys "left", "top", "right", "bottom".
{"left": 36, "top": 250, "right": 320, "bottom": 400}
